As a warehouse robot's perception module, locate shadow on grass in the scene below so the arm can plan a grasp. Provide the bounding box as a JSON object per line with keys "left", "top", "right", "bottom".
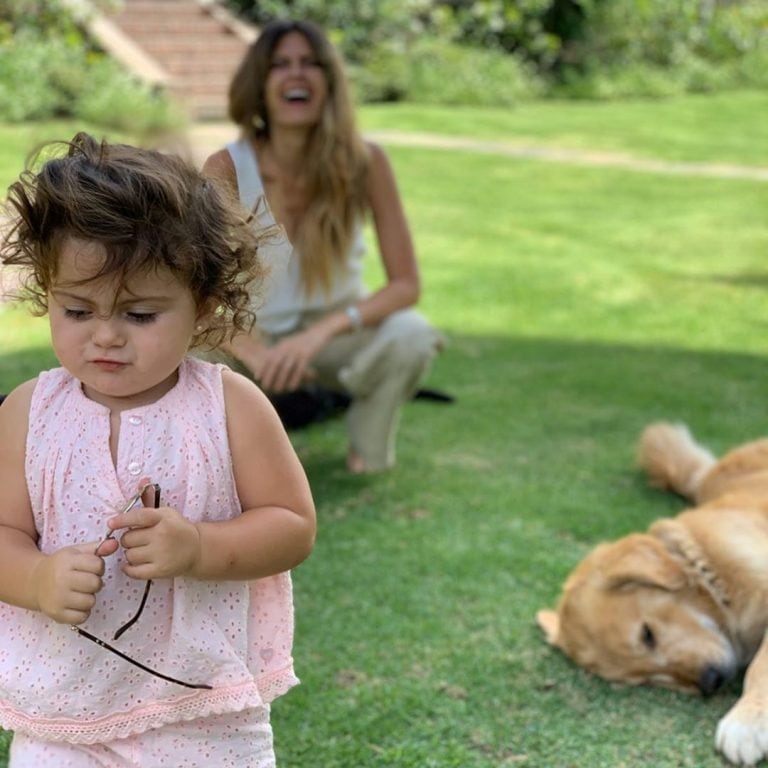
{"left": 2, "top": 332, "right": 765, "bottom": 526}
{"left": 273, "top": 335, "right": 768, "bottom": 767}
{"left": 276, "top": 337, "right": 767, "bottom": 768}
{"left": 294, "top": 331, "right": 767, "bottom": 526}
{"left": 4, "top": 332, "right": 764, "bottom": 522}
{"left": 667, "top": 268, "right": 768, "bottom": 290}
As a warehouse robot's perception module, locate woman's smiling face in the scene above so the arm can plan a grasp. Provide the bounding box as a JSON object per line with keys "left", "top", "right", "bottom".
{"left": 264, "top": 31, "right": 328, "bottom": 130}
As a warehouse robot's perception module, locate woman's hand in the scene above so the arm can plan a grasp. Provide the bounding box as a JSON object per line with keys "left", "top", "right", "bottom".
{"left": 226, "top": 328, "right": 320, "bottom": 392}
{"left": 258, "top": 327, "right": 329, "bottom": 392}
{"left": 31, "top": 539, "right": 117, "bottom": 625}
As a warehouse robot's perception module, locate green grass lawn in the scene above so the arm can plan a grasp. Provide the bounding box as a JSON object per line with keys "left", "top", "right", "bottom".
{"left": 0, "top": 122, "right": 140, "bottom": 194}
{"left": 360, "top": 89, "right": 768, "bottom": 166}
{"left": 2, "top": 92, "right": 768, "bottom": 766}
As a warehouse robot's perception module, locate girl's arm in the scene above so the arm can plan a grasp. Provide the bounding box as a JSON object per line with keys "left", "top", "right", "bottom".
{"left": 110, "top": 369, "right": 316, "bottom": 581}
{"left": 0, "top": 381, "right": 42, "bottom": 609}
{"left": 0, "top": 381, "right": 114, "bottom": 623}
{"left": 194, "top": 368, "right": 316, "bottom": 578}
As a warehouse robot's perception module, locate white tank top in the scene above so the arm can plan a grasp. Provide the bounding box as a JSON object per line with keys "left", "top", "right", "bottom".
{"left": 227, "top": 139, "right": 367, "bottom": 334}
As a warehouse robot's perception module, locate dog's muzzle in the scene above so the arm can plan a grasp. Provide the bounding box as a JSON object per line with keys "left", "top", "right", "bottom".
{"left": 699, "top": 664, "right": 732, "bottom": 696}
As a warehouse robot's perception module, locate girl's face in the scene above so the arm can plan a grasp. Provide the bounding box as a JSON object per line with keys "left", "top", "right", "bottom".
{"left": 48, "top": 238, "right": 203, "bottom": 411}
{"left": 264, "top": 31, "right": 328, "bottom": 130}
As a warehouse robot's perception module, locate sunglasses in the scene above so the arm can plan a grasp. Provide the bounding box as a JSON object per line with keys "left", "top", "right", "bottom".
{"left": 70, "top": 483, "right": 212, "bottom": 690}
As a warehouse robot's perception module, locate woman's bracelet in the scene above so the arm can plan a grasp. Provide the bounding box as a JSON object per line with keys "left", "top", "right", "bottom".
{"left": 344, "top": 305, "right": 363, "bottom": 332}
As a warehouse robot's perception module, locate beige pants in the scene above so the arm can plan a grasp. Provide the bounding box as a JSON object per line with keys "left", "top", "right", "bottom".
{"left": 212, "top": 308, "right": 442, "bottom": 471}
{"left": 307, "top": 307, "right": 442, "bottom": 470}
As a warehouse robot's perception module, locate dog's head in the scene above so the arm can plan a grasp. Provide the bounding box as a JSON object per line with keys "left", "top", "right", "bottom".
{"left": 537, "top": 532, "right": 737, "bottom": 695}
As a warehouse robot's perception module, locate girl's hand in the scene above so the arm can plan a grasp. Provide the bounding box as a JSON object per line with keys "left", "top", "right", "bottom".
{"left": 31, "top": 539, "right": 117, "bottom": 625}
{"left": 107, "top": 505, "right": 202, "bottom": 580}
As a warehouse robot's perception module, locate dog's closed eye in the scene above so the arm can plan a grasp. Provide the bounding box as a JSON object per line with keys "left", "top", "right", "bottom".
{"left": 640, "top": 623, "right": 657, "bottom": 650}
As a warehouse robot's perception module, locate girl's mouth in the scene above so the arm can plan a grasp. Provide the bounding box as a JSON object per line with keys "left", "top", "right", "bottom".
{"left": 92, "top": 360, "right": 126, "bottom": 372}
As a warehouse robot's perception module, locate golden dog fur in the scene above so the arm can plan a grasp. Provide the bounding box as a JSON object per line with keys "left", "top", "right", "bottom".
{"left": 537, "top": 422, "right": 768, "bottom": 766}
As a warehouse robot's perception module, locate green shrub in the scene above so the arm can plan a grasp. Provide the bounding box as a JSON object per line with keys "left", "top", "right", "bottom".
{"left": 74, "top": 59, "right": 184, "bottom": 138}
{"left": 349, "top": 43, "right": 410, "bottom": 103}
{"left": 554, "top": 64, "right": 677, "bottom": 100}
{"left": 562, "top": 0, "right": 768, "bottom": 97}
{"left": 230, "top": 0, "right": 768, "bottom": 102}
{"left": 0, "top": 2, "right": 181, "bottom": 132}
{"left": 0, "top": 0, "right": 82, "bottom": 36}
{"left": 227, "top": 0, "right": 433, "bottom": 65}
{"left": 350, "top": 37, "right": 541, "bottom": 107}
{"left": 700, "top": 0, "right": 768, "bottom": 63}
{"left": 405, "top": 38, "right": 542, "bottom": 107}
{"left": 556, "top": 47, "right": 768, "bottom": 101}
{"left": 0, "top": 30, "right": 84, "bottom": 120}
{"left": 733, "top": 46, "right": 768, "bottom": 89}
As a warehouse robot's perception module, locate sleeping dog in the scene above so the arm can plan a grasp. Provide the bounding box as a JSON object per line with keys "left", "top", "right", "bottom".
{"left": 537, "top": 422, "right": 768, "bottom": 766}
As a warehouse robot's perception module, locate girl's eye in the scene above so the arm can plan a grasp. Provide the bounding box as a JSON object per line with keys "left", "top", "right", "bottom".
{"left": 127, "top": 312, "right": 157, "bottom": 324}
{"left": 64, "top": 308, "right": 90, "bottom": 320}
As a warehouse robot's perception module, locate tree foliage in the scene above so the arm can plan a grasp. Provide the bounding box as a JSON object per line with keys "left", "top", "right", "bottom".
{"left": 226, "top": 0, "right": 768, "bottom": 87}
{"left": 0, "top": 0, "right": 180, "bottom": 131}
{"left": 2, "top": 0, "right": 766, "bottom": 119}
{"left": 226, "top": 0, "right": 588, "bottom": 70}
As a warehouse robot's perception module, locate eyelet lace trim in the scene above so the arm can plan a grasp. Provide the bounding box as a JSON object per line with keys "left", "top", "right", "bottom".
{"left": 0, "top": 670, "right": 298, "bottom": 744}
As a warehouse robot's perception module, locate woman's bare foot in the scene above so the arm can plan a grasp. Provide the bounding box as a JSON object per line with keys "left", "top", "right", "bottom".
{"left": 346, "top": 449, "right": 393, "bottom": 474}
{"left": 346, "top": 449, "right": 368, "bottom": 474}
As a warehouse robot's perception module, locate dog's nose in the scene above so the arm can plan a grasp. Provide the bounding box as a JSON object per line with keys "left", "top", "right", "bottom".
{"left": 698, "top": 665, "right": 727, "bottom": 696}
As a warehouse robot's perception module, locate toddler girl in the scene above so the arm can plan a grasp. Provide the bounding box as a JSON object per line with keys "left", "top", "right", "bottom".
{"left": 0, "top": 132, "right": 316, "bottom": 767}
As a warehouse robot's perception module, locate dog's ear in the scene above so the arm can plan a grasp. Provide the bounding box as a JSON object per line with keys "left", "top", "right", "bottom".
{"left": 602, "top": 534, "right": 687, "bottom": 592}
{"left": 536, "top": 609, "right": 561, "bottom": 646}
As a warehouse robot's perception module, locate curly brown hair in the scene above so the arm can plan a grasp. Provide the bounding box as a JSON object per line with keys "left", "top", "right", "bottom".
{"left": 1, "top": 132, "right": 271, "bottom": 349}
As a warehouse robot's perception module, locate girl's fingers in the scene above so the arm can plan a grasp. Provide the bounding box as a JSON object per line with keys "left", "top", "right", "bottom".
{"left": 94, "top": 538, "right": 119, "bottom": 558}
{"left": 107, "top": 507, "right": 161, "bottom": 532}
{"left": 121, "top": 563, "right": 155, "bottom": 581}
{"left": 122, "top": 541, "right": 153, "bottom": 566}
{"left": 69, "top": 576, "right": 102, "bottom": 601}
{"left": 64, "top": 608, "right": 92, "bottom": 626}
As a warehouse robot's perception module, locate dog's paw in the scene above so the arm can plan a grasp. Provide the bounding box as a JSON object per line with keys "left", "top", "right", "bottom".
{"left": 716, "top": 699, "right": 768, "bottom": 766}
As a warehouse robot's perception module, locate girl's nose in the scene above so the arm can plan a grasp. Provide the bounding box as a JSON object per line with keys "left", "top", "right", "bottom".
{"left": 92, "top": 317, "right": 125, "bottom": 347}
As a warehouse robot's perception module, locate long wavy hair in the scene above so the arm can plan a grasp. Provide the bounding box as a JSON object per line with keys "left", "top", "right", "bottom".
{"left": 1, "top": 132, "right": 266, "bottom": 349}
{"left": 229, "top": 19, "right": 370, "bottom": 296}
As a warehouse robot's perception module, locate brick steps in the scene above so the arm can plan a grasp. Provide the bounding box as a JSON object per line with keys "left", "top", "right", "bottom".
{"left": 157, "top": 58, "right": 244, "bottom": 79}
{"left": 132, "top": 38, "right": 246, "bottom": 55}
{"left": 105, "top": 0, "right": 255, "bottom": 119}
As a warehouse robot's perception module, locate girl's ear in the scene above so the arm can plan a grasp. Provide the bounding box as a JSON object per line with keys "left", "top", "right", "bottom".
{"left": 195, "top": 299, "right": 218, "bottom": 330}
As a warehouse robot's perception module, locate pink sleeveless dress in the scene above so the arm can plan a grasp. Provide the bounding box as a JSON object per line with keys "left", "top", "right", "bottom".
{"left": 0, "top": 357, "right": 298, "bottom": 743}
